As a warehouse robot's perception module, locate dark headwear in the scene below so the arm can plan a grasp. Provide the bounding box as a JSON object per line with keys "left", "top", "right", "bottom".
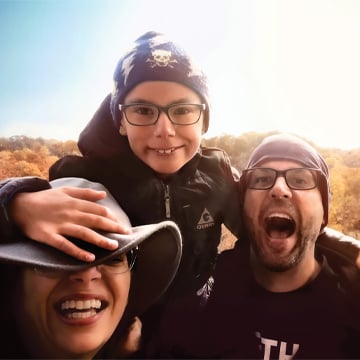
{"left": 241, "top": 133, "right": 331, "bottom": 228}
{"left": 110, "top": 31, "right": 210, "bottom": 132}
{"left": 77, "top": 93, "right": 130, "bottom": 158}
{"left": 0, "top": 177, "right": 182, "bottom": 320}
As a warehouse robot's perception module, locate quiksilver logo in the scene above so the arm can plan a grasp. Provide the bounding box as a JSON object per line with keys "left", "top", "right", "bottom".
{"left": 196, "top": 208, "right": 215, "bottom": 229}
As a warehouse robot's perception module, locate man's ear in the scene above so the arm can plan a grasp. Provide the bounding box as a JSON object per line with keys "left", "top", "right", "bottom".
{"left": 320, "top": 219, "right": 327, "bottom": 232}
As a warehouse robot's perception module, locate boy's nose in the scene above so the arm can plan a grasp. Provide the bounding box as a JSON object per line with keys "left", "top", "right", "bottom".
{"left": 153, "top": 112, "right": 176, "bottom": 137}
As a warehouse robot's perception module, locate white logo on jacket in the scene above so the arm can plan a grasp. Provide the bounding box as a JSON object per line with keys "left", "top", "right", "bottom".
{"left": 196, "top": 208, "right": 215, "bottom": 229}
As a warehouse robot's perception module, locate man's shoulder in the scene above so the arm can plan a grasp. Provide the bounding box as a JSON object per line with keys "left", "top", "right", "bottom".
{"left": 317, "top": 227, "right": 360, "bottom": 269}
{"left": 319, "top": 247, "right": 360, "bottom": 297}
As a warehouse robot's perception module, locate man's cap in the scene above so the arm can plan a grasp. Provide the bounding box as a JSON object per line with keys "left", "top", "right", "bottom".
{"left": 110, "top": 31, "right": 210, "bottom": 132}
{"left": 241, "top": 133, "right": 331, "bottom": 228}
{"left": 0, "top": 177, "right": 182, "bottom": 320}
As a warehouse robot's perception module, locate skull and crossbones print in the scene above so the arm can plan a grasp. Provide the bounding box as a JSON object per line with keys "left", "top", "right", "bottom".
{"left": 146, "top": 49, "right": 178, "bottom": 68}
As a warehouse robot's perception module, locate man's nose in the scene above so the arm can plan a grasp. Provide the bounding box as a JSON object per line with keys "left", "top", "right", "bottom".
{"left": 269, "top": 176, "right": 292, "bottom": 199}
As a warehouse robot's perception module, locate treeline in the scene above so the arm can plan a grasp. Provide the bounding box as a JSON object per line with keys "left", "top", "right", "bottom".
{"left": 203, "top": 131, "right": 360, "bottom": 170}
{"left": 0, "top": 135, "right": 80, "bottom": 178}
{"left": 1, "top": 133, "right": 359, "bottom": 237}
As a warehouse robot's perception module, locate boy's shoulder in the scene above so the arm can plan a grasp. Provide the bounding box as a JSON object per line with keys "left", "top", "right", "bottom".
{"left": 200, "top": 145, "right": 229, "bottom": 157}
{"left": 199, "top": 146, "right": 232, "bottom": 167}
{"left": 199, "top": 146, "right": 238, "bottom": 179}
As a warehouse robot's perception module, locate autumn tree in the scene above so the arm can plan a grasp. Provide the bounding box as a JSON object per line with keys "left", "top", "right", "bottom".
{"left": 0, "top": 133, "right": 359, "bottom": 236}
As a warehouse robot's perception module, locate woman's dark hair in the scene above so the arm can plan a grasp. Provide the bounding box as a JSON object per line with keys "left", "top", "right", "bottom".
{"left": 0, "top": 264, "right": 30, "bottom": 357}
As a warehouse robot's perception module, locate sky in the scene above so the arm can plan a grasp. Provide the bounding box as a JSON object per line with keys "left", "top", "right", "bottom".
{"left": 1, "top": 0, "right": 360, "bottom": 150}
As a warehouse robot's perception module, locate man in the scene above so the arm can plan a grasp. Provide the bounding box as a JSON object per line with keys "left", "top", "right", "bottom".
{"left": 170, "top": 133, "right": 360, "bottom": 359}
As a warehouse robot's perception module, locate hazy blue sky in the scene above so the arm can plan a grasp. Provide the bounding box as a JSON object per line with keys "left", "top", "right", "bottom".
{"left": 1, "top": 0, "right": 360, "bottom": 149}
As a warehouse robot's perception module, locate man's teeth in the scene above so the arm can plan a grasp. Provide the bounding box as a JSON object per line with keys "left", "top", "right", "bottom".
{"left": 61, "top": 299, "right": 101, "bottom": 311}
{"left": 268, "top": 213, "right": 291, "bottom": 220}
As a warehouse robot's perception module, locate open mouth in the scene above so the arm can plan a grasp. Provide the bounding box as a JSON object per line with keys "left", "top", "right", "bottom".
{"left": 265, "top": 215, "right": 295, "bottom": 239}
{"left": 56, "top": 299, "right": 107, "bottom": 320}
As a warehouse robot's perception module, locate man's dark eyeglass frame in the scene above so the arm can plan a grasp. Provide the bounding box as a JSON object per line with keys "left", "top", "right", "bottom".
{"left": 242, "top": 167, "right": 320, "bottom": 190}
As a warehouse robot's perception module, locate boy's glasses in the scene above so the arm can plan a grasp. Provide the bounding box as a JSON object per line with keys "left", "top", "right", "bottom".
{"left": 119, "top": 103, "right": 206, "bottom": 126}
{"left": 243, "top": 168, "right": 319, "bottom": 190}
{"left": 34, "top": 248, "right": 138, "bottom": 278}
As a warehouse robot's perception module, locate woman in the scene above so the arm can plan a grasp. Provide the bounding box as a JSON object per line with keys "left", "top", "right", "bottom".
{"left": 0, "top": 177, "right": 182, "bottom": 359}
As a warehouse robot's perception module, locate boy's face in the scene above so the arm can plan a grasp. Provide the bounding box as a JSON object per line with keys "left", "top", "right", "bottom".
{"left": 120, "top": 81, "right": 204, "bottom": 178}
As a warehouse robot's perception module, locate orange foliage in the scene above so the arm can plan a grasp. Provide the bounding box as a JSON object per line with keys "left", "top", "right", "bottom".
{"left": 1, "top": 133, "right": 359, "bottom": 237}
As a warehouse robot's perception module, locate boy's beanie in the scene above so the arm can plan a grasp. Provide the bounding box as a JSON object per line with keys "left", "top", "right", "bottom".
{"left": 110, "top": 31, "right": 210, "bottom": 132}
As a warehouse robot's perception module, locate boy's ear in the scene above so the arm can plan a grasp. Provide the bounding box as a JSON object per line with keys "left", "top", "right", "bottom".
{"left": 119, "top": 125, "right": 127, "bottom": 136}
{"left": 201, "top": 116, "right": 208, "bottom": 134}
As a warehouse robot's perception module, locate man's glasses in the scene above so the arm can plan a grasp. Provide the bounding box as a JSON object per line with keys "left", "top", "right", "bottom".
{"left": 243, "top": 168, "right": 319, "bottom": 190}
{"left": 34, "top": 248, "right": 138, "bottom": 278}
{"left": 119, "top": 103, "right": 206, "bottom": 126}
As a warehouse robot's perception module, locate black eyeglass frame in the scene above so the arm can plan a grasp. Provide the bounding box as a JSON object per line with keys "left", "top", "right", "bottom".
{"left": 118, "top": 103, "right": 206, "bottom": 126}
{"left": 242, "top": 167, "right": 321, "bottom": 190}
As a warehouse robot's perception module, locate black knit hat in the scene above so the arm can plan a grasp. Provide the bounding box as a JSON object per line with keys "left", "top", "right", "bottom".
{"left": 0, "top": 177, "right": 182, "bottom": 322}
{"left": 110, "top": 31, "right": 210, "bottom": 132}
{"left": 240, "top": 133, "right": 331, "bottom": 228}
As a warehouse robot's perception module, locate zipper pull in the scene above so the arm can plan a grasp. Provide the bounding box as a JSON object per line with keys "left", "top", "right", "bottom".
{"left": 164, "top": 184, "right": 171, "bottom": 219}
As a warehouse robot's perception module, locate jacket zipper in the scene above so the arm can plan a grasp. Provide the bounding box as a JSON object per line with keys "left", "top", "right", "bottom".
{"left": 163, "top": 183, "right": 171, "bottom": 219}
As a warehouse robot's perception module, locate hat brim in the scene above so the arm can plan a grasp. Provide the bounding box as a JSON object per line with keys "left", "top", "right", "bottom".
{"left": 0, "top": 221, "right": 180, "bottom": 270}
{"left": 0, "top": 220, "right": 181, "bottom": 315}
{"left": 0, "top": 223, "right": 182, "bottom": 354}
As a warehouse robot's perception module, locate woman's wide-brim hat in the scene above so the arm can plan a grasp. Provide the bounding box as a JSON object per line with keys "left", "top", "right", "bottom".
{"left": 0, "top": 177, "right": 182, "bottom": 318}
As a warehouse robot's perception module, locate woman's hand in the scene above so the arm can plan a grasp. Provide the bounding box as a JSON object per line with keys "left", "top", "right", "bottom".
{"left": 9, "top": 186, "right": 131, "bottom": 262}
